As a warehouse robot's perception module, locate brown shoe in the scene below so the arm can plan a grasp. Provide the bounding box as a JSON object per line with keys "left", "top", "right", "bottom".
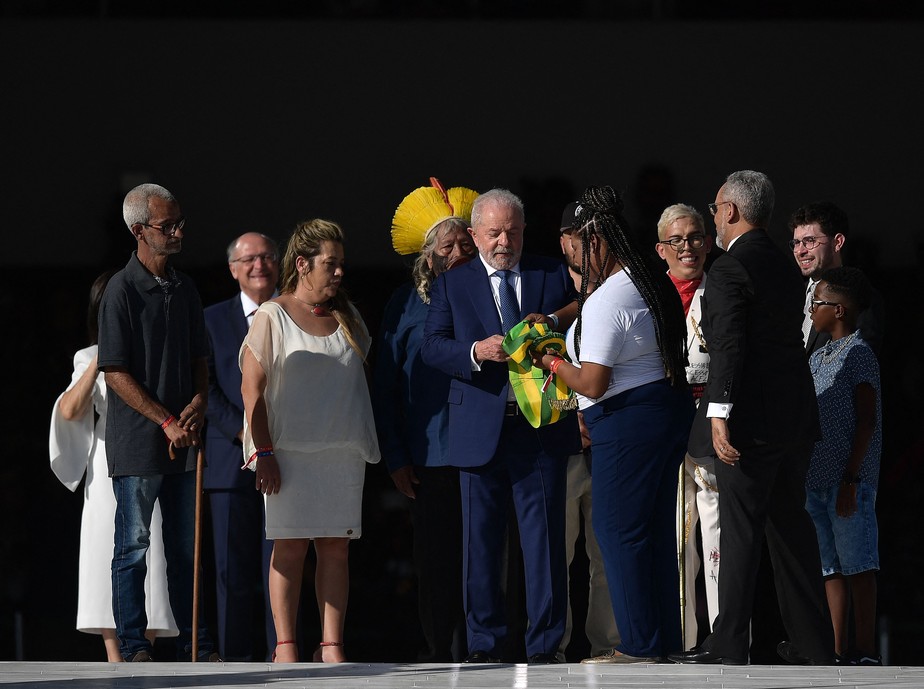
{"left": 581, "top": 649, "right": 657, "bottom": 664}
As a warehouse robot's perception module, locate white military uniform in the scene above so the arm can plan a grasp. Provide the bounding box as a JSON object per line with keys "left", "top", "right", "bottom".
{"left": 678, "top": 274, "right": 720, "bottom": 650}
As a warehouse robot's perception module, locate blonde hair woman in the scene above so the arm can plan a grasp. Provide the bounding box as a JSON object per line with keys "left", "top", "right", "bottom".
{"left": 241, "top": 219, "right": 380, "bottom": 663}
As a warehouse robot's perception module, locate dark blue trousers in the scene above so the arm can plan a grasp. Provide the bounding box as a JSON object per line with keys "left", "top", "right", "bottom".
{"left": 208, "top": 488, "right": 274, "bottom": 661}
{"left": 583, "top": 379, "right": 694, "bottom": 658}
{"left": 459, "top": 415, "right": 568, "bottom": 658}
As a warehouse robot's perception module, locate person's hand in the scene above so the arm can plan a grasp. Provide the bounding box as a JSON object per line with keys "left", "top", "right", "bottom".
{"left": 178, "top": 403, "right": 204, "bottom": 433}
{"left": 164, "top": 419, "right": 199, "bottom": 460}
{"left": 577, "top": 411, "right": 591, "bottom": 450}
{"left": 836, "top": 483, "right": 858, "bottom": 518}
{"left": 710, "top": 417, "right": 740, "bottom": 465}
{"left": 523, "top": 313, "right": 549, "bottom": 325}
{"left": 164, "top": 419, "right": 199, "bottom": 450}
{"left": 256, "top": 454, "right": 281, "bottom": 495}
{"left": 529, "top": 350, "right": 561, "bottom": 371}
{"left": 474, "top": 335, "right": 509, "bottom": 363}
{"left": 390, "top": 466, "right": 420, "bottom": 499}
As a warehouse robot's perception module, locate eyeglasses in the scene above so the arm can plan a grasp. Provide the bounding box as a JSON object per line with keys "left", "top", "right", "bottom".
{"left": 809, "top": 299, "right": 840, "bottom": 312}
{"left": 230, "top": 252, "right": 278, "bottom": 265}
{"left": 707, "top": 200, "right": 733, "bottom": 216}
{"left": 789, "top": 236, "right": 826, "bottom": 251}
{"left": 139, "top": 217, "right": 186, "bottom": 236}
{"left": 658, "top": 234, "right": 706, "bottom": 251}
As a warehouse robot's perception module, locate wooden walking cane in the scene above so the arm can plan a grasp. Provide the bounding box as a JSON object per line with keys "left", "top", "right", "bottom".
{"left": 168, "top": 436, "right": 206, "bottom": 662}
{"left": 677, "top": 462, "right": 687, "bottom": 647}
{"left": 192, "top": 445, "right": 205, "bottom": 662}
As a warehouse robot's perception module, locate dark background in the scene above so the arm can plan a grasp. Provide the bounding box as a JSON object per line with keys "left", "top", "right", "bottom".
{"left": 1, "top": 0, "right": 922, "bottom": 665}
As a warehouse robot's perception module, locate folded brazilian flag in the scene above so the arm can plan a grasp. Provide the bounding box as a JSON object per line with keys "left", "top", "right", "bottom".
{"left": 502, "top": 320, "right": 576, "bottom": 429}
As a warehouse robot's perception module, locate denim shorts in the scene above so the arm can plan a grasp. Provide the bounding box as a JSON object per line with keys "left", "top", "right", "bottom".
{"left": 805, "top": 482, "right": 879, "bottom": 576}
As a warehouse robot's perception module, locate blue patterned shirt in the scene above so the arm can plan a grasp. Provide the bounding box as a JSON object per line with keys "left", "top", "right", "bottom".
{"left": 806, "top": 333, "right": 881, "bottom": 490}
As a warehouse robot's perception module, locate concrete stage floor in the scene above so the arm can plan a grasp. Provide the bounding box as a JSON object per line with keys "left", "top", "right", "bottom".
{"left": 1, "top": 661, "right": 921, "bottom": 689}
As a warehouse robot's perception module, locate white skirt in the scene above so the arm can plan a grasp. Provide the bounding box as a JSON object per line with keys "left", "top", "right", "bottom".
{"left": 76, "top": 435, "right": 178, "bottom": 635}
{"left": 265, "top": 448, "right": 366, "bottom": 540}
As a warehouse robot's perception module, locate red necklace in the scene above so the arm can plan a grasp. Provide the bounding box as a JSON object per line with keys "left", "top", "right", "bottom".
{"left": 293, "top": 293, "right": 332, "bottom": 317}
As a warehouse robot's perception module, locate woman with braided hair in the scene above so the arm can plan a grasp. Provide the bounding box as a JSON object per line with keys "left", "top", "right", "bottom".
{"left": 533, "top": 185, "right": 694, "bottom": 663}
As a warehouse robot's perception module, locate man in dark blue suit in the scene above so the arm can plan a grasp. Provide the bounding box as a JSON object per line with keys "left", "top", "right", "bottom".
{"left": 204, "top": 232, "right": 278, "bottom": 661}
{"left": 422, "top": 189, "right": 579, "bottom": 664}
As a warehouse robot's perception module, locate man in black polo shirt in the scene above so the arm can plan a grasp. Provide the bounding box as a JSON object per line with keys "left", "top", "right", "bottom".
{"left": 97, "top": 183, "right": 216, "bottom": 662}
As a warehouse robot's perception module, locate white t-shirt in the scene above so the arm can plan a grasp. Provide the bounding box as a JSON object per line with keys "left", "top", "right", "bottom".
{"left": 566, "top": 270, "right": 666, "bottom": 409}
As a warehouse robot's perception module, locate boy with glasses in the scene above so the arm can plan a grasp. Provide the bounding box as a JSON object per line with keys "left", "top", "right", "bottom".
{"left": 805, "top": 266, "right": 882, "bottom": 666}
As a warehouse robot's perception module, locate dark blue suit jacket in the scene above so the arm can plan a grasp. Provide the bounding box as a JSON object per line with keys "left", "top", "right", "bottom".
{"left": 421, "top": 254, "right": 580, "bottom": 467}
{"left": 372, "top": 282, "right": 454, "bottom": 473}
{"left": 204, "top": 295, "right": 250, "bottom": 490}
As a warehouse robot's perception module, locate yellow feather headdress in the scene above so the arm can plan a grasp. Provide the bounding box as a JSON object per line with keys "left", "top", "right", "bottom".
{"left": 391, "top": 177, "right": 479, "bottom": 255}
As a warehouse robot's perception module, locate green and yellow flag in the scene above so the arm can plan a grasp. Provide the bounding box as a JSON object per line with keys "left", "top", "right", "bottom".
{"left": 502, "top": 320, "right": 576, "bottom": 429}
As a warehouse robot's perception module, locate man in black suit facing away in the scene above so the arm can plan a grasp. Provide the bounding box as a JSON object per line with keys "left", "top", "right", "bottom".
{"left": 669, "top": 171, "right": 833, "bottom": 666}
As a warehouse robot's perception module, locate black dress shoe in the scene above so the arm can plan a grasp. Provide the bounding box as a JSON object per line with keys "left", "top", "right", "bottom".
{"left": 668, "top": 647, "right": 747, "bottom": 665}
{"left": 527, "top": 653, "right": 561, "bottom": 664}
{"left": 776, "top": 641, "right": 814, "bottom": 665}
{"left": 464, "top": 651, "right": 501, "bottom": 663}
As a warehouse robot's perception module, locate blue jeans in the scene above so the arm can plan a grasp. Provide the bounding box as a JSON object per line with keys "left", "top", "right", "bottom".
{"left": 806, "top": 482, "right": 879, "bottom": 576}
{"left": 112, "top": 472, "right": 213, "bottom": 660}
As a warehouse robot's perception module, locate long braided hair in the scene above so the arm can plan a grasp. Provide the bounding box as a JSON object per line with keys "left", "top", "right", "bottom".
{"left": 572, "top": 185, "right": 687, "bottom": 386}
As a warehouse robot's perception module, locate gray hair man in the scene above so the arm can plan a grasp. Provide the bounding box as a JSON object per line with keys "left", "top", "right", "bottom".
{"left": 670, "top": 171, "right": 833, "bottom": 666}
{"left": 421, "top": 188, "right": 580, "bottom": 663}
{"left": 97, "top": 183, "right": 216, "bottom": 661}
{"left": 204, "top": 232, "right": 280, "bottom": 660}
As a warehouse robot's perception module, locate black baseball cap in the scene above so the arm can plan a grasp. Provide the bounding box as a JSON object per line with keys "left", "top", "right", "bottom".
{"left": 560, "top": 202, "right": 579, "bottom": 234}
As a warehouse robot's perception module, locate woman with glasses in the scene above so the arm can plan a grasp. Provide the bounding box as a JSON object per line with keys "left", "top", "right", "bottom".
{"left": 49, "top": 271, "right": 177, "bottom": 661}
{"left": 532, "top": 186, "right": 694, "bottom": 663}
{"left": 240, "top": 220, "right": 380, "bottom": 663}
{"left": 654, "top": 204, "right": 720, "bottom": 651}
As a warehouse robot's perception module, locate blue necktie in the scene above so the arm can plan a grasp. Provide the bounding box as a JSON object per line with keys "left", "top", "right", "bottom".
{"left": 497, "top": 270, "right": 520, "bottom": 334}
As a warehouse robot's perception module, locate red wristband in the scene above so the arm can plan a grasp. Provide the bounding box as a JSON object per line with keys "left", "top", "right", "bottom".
{"left": 161, "top": 415, "right": 176, "bottom": 431}
{"left": 549, "top": 356, "right": 565, "bottom": 375}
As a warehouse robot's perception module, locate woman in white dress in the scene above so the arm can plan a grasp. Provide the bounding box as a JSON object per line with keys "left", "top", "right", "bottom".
{"left": 241, "top": 220, "right": 380, "bottom": 663}
{"left": 48, "top": 272, "right": 177, "bottom": 662}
